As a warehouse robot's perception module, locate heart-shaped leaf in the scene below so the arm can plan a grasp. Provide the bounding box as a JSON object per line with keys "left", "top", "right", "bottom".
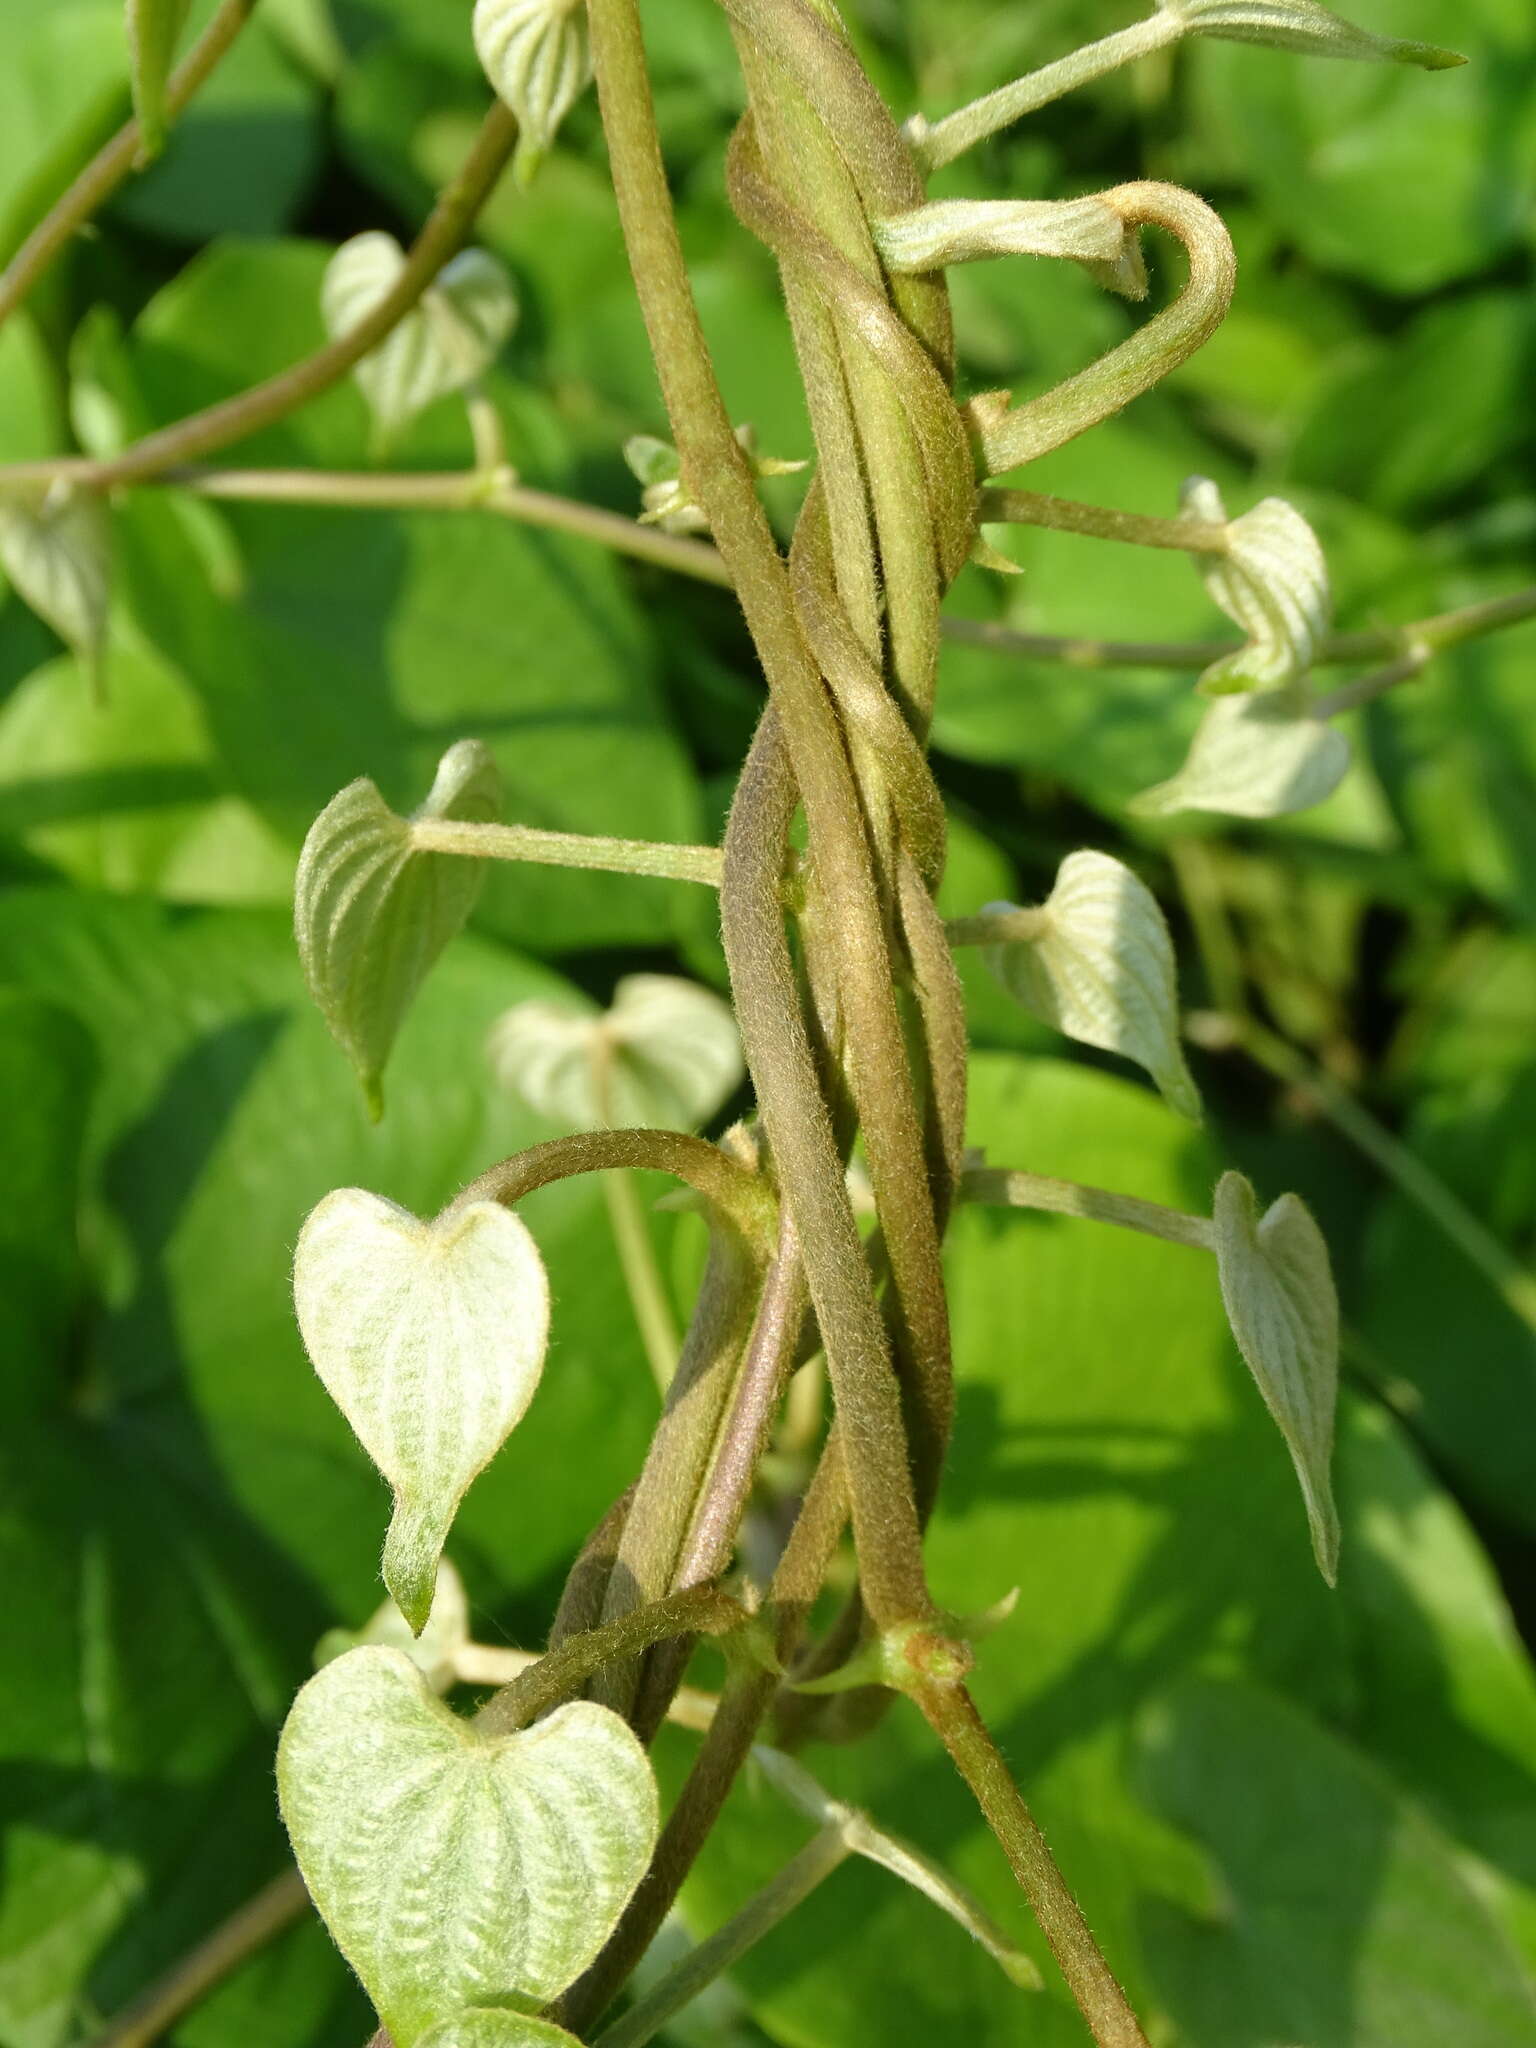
{"left": 488, "top": 974, "right": 743, "bottom": 1130}
{"left": 278, "top": 1647, "right": 659, "bottom": 2045}
{"left": 125, "top": 0, "right": 192, "bottom": 156}
{"left": 1181, "top": 478, "right": 1330, "bottom": 695}
{"left": 0, "top": 485, "right": 111, "bottom": 685}
{"left": 1213, "top": 1171, "right": 1340, "bottom": 1584}
{"left": 296, "top": 739, "right": 502, "bottom": 1117}
{"left": 982, "top": 852, "right": 1200, "bottom": 1121}
{"left": 293, "top": 1190, "right": 550, "bottom": 1629}
{"left": 473, "top": 0, "right": 592, "bottom": 185}
{"left": 1129, "top": 691, "right": 1351, "bottom": 820}
{"left": 321, "top": 233, "right": 519, "bottom": 447}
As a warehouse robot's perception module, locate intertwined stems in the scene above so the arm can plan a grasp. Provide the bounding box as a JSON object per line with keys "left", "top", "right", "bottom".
{"left": 584, "top": 1, "right": 1148, "bottom": 2040}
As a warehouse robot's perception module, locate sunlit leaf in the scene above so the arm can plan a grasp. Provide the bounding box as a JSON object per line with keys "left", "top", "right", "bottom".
{"left": 293, "top": 1189, "right": 550, "bottom": 1630}
{"left": 1163, "top": 0, "right": 1463, "bottom": 70}
{"left": 473, "top": 0, "right": 592, "bottom": 185}
{"left": 321, "top": 232, "right": 518, "bottom": 447}
{"left": 295, "top": 738, "right": 502, "bottom": 1117}
{"left": 1212, "top": 1171, "right": 1340, "bottom": 1584}
{"left": 278, "top": 1647, "right": 658, "bottom": 2043}
{"left": 982, "top": 851, "right": 1200, "bottom": 1120}
{"left": 125, "top": 0, "right": 192, "bottom": 156}
{"left": 0, "top": 485, "right": 111, "bottom": 684}
{"left": 489, "top": 973, "right": 743, "bottom": 1130}
{"left": 1129, "top": 691, "right": 1351, "bottom": 819}
{"left": 1181, "top": 477, "right": 1330, "bottom": 694}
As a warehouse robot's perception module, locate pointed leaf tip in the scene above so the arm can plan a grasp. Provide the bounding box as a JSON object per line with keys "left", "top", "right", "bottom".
{"left": 295, "top": 739, "right": 502, "bottom": 1112}
{"left": 1213, "top": 1172, "right": 1340, "bottom": 1584}
{"left": 293, "top": 1190, "right": 550, "bottom": 1629}
{"left": 983, "top": 852, "right": 1201, "bottom": 1120}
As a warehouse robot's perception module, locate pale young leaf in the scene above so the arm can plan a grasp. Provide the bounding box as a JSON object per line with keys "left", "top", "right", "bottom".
{"left": 1161, "top": 0, "right": 1463, "bottom": 69}
{"left": 0, "top": 485, "right": 111, "bottom": 681}
{"left": 488, "top": 974, "right": 744, "bottom": 1131}
{"left": 295, "top": 738, "right": 502, "bottom": 1116}
{"left": 1213, "top": 1171, "right": 1340, "bottom": 1584}
{"left": 277, "top": 1648, "right": 658, "bottom": 2043}
{"left": 321, "top": 233, "right": 518, "bottom": 446}
{"left": 315, "top": 1558, "right": 471, "bottom": 1694}
{"left": 1181, "top": 478, "right": 1330, "bottom": 694}
{"left": 983, "top": 851, "right": 1200, "bottom": 1121}
{"left": 293, "top": 1191, "right": 550, "bottom": 1630}
{"left": 125, "top": 0, "right": 193, "bottom": 156}
{"left": 1129, "top": 691, "right": 1351, "bottom": 820}
{"left": 473, "top": 0, "right": 592, "bottom": 185}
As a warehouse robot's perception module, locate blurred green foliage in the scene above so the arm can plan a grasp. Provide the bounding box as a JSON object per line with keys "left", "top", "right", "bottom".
{"left": 1, "top": 1, "right": 1534, "bottom": 2045}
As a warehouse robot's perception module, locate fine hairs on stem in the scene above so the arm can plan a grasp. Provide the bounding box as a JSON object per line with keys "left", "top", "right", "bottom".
{"left": 30, "top": 4, "right": 1525, "bottom": 2048}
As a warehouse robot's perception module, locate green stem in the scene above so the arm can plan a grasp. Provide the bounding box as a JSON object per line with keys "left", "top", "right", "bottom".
{"left": 943, "top": 905, "right": 1047, "bottom": 948}
{"left": 0, "top": 108, "right": 519, "bottom": 490}
{"left": 960, "top": 1167, "right": 1214, "bottom": 1250}
{"left": 83, "top": 1870, "right": 309, "bottom": 2048}
{"left": 976, "top": 182, "right": 1235, "bottom": 477}
{"left": 594, "top": 1828, "right": 851, "bottom": 2048}
{"left": 0, "top": 0, "right": 259, "bottom": 329}
{"left": 980, "top": 487, "right": 1228, "bottom": 553}
{"left": 603, "top": 1170, "right": 684, "bottom": 1394}
{"left": 475, "top": 1586, "right": 743, "bottom": 1736}
{"left": 942, "top": 584, "right": 1536, "bottom": 673}
{"left": 913, "top": 1682, "right": 1150, "bottom": 2048}
{"left": 143, "top": 464, "right": 734, "bottom": 586}
{"left": 589, "top": 0, "right": 937, "bottom": 1628}
{"left": 449, "top": 1129, "right": 773, "bottom": 1247}
{"left": 410, "top": 815, "right": 724, "bottom": 885}
{"left": 913, "top": 13, "right": 1183, "bottom": 171}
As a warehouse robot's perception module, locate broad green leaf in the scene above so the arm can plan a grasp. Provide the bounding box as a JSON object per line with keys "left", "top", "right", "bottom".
{"left": 113, "top": 6, "right": 321, "bottom": 240}
{"left": 675, "top": 1058, "right": 1346, "bottom": 2045}
{"left": 296, "top": 739, "right": 502, "bottom": 1117}
{"left": 108, "top": 241, "right": 704, "bottom": 956}
{"left": 981, "top": 852, "right": 1199, "bottom": 1120}
{"left": 1138, "top": 1678, "right": 1536, "bottom": 2047}
{"left": 0, "top": 991, "right": 95, "bottom": 1414}
{"left": 0, "top": 4, "right": 127, "bottom": 270}
{"left": 488, "top": 974, "right": 743, "bottom": 1130}
{"left": 1212, "top": 1170, "right": 1340, "bottom": 1584}
{"left": 125, "top": 0, "right": 193, "bottom": 156}
{"left": 1334, "top": 1396, "right": 1536, "bottom": 1950}
{"left": 0, "top": 644, "right": 291, "bottom": 903}
{"left": 1130, "top": 689, "right": 1351, "bottom": 818}
{"left": 1181, "top": 477, "right": 1330, "bottom": 694}
{"left": 0, "top": 486, "right": 110, "bottom": 679}
{"left": 1356, "top": 1068, "right": 1536, "bottom": 1535}
{"left": 1164, "top": 0, "right": 1463, "bottom": 68}
{"left": 294, "top": 1188, "right": 551, "bottom": 1629}
{"left": 278, "top": 1648, "right": 658, "bottom": 2042}
{"left": 1186, "top": 15, "right": 1531, "bottom": 293}
{"left": 322, "top": 232, "right": 518, "bottom": 447}
{"left": 473, "top": 0, "right": 592, "bottom": 184}
{"left": 0, "top": 890, "right": 661, "bottom": 2042}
